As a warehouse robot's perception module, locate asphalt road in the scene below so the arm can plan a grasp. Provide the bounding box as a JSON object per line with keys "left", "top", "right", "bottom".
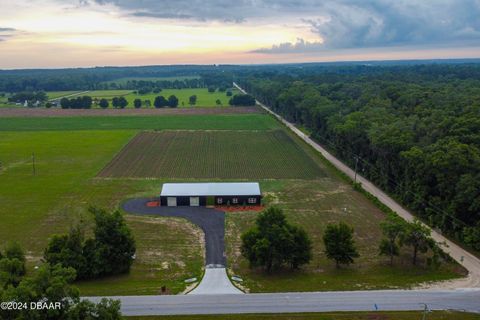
{"left": 234, "top": 82, "right": 480, "bottom": 289}
{"left": 86, "top": 289, "right": 480, "bottom": 316}
{"left": 123, "top": 198, "right": 226, "bottom": 266}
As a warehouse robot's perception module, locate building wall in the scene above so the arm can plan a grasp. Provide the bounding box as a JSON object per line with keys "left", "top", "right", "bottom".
{"left": 160, "top": 196, "right": 207, "bottom": 206}
{"left": 215, "top": 195, "right": 262, "bottom": 206}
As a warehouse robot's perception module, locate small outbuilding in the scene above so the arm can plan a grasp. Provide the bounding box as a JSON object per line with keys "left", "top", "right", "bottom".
{"left": 160, "top": 182, "right": 261, "bottom": 207}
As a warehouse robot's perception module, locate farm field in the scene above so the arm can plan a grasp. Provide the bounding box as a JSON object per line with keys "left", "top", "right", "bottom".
{"left": 0, "top": 114, "right": 279, "bottom": 131}
{"left": 98, "top": 130, "right": 324, "bottom": 179}
{"left": 0, "top": 112, "right": 464, "bottom": 296}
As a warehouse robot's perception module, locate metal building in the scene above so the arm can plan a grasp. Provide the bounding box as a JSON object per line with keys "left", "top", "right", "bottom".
{"left": 160, "top": 182, "right": 261, "bottom": 207}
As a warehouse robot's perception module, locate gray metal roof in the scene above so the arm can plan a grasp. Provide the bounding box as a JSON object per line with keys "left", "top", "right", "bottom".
{"left": 160, "top": 182, "right": 261, "bottom": 197}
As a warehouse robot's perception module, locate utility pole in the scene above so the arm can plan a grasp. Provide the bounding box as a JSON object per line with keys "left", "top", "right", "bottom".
{"left": 32, "top": 152, "right": 36, "bottom": 176}
{"left": 354, "top": 156, "right": 359, "bottom": 183}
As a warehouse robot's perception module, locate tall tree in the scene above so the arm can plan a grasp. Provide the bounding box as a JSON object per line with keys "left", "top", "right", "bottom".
{"left": 99, "top": 98, "right": 109, "bottom": 109}
{"left": 168, "top": 95, "right": 179, "bottom": 108}
{"left": 90, "top": 207, "right": 136, "bottom": 276}
{"left": 189, "top": 95, "right": 197, "bottom": 106}
{"left": 154, "top": 96, "right": 168, "bottom": 108}
{"left": 323, "top": 222, "right": 359, "bottom": 268}
{"left": 241, "top": 207, "right": 312, "bottom": 272}
{"left": 401, "top": 220, "right": 434, "bottom": 265}
{"left": 133, "top": 98, "right": 142, "bottom": 108}
{"left": 379, "top": 214, "right": 407, "bottom": 265}
{"left": 0, "top": 242, "right": 26, "bottom": 288}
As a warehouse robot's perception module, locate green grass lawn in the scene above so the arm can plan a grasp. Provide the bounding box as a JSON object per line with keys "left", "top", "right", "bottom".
{"left": 127, "top": 311, "right": 480, "bottom": 320}
{"left": 98, "top": 130, "right": 323, "bottom": 179}
{"left": 0, "top": 114, "right": 279, "bottom": 131}
{"left": 86, "top": 88, "right": 238, "bottom": 107}
{"left": 123, "top": 88, "right": 238, "bottom": 107}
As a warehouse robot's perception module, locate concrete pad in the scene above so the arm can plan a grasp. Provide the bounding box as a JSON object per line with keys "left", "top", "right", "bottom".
{"left": 189, "top": 268, "right": 243, "bottom": 295}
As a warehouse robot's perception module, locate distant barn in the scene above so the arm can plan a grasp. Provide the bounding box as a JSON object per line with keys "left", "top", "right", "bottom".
{"left": 160, "top": 182, "right": 261, "bottom": 207}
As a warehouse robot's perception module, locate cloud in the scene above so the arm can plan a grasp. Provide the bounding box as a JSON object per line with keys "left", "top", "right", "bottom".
{"left": 304, "top": 0, "right": 480, "bottom": 49}
{"left": 131, "top": 11, "right": 193, "bottom": 20}
{"left": 244, "top": 0, "right": 480, "bottom": 53}
{"left": 86, "top": 0, "right": 319, "bottom": 22}
{"left": 252, "top": 38, "right": 324, "bottom": 54}
{"left": 0, "top": 27, "right": 18, "bottom": 42}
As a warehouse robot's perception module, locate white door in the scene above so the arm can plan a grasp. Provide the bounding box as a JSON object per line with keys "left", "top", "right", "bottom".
{"left": 189, "top": 197, "right": 200, "bottom": 206}
{"left": 167, "top": 197, "right": 177, "bottom": 207}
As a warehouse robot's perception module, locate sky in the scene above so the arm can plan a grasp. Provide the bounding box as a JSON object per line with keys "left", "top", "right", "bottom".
{"left": 0, "top": 0, "right": 480, "bottom": 68}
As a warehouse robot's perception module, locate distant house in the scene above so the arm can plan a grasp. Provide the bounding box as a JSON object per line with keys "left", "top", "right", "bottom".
{"left": 160, "top": 182, "right": 262, "bottom": 207}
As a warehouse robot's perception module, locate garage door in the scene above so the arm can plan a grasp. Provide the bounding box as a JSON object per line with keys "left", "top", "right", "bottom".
{"left": 167, "top": 197, "right": 177, "bottom": 207}
{"left": 189, "top": 197, "right": 200, "bottom": 206}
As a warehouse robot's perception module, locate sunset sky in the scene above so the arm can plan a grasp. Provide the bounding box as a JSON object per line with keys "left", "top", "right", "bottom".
{"left": 1, "top": 0, "right": 480, "bottom": 68}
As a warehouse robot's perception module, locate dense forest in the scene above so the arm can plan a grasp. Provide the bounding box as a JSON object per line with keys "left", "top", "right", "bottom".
{"left": 0, "top": 65, "right": 235, "bottom": 92}
{"left": 236, "top": 63, "right": 480, "bottom": 251}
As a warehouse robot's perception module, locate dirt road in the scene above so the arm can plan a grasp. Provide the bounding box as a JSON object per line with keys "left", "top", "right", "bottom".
{"left": 234, "top": 82, "right": 480, "bottom": 289}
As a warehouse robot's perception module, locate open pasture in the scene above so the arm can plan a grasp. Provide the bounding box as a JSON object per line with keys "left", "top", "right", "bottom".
{"left": 0, "top": 130, "right": 203, "bottom": 295}
{"left": 98, "top": 130, "right": 324, "bottom": 179}
{"left": 126, "top": 88, "right": 238, "bottom": 107}
{"left": 0, "top": 114, "right": 278, "bottom": 131}
{"left": 9, "top": 87, "right": 238, "bottom": 108}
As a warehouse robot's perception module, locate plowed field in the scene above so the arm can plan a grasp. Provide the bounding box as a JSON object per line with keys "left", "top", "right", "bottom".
{"left": 97, "top": 130, "right": 324, "bottom": 179}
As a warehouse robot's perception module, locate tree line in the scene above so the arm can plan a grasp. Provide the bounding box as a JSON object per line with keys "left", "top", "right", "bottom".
{"left": 236, "top": 64, "right": 480, "bottom": 252}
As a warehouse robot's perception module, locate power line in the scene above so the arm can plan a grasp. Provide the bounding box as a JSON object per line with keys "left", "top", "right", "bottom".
{"left": 312, "top": 132, "right": 471, "bottom": 229}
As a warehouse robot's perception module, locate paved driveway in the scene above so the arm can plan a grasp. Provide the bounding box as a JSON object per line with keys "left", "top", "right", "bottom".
{"left": 122, "top": 198, "right": 226, "bottom": 267}
{"left": 189, "top": 267, "right": 243, "bottom": 295}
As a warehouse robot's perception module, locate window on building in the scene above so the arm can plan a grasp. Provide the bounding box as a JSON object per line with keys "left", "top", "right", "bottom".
{"left": 248, "top": 198, "right": 257, "bottom": 204}
{"left": 232, "top": 198, "right": 238, "bottom": 204}
{"left": 217, "top": 198, "right": 223, "bottom": 204}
